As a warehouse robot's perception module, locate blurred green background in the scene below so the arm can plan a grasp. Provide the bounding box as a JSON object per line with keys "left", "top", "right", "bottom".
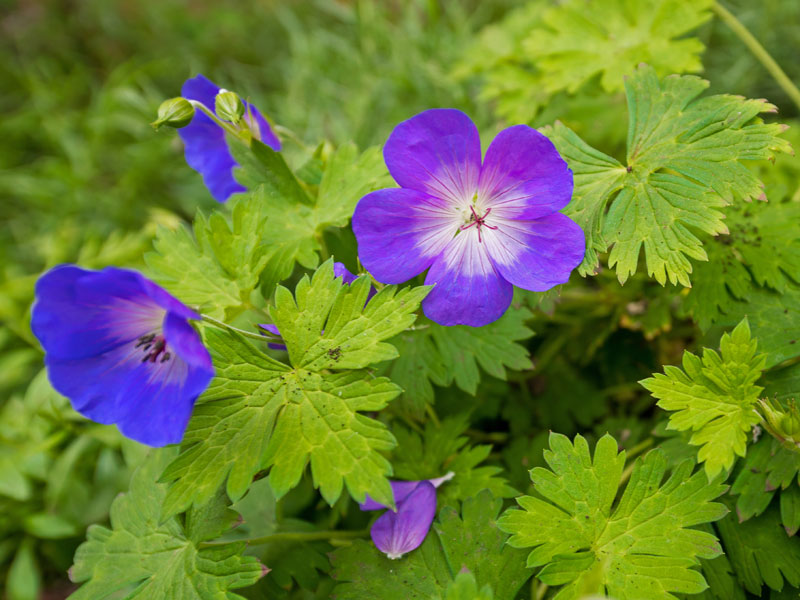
{"left": 1, "top": 0, "right": 798, "bottom": 597}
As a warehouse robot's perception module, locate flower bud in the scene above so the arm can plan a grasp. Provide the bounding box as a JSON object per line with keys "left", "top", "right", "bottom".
{"left": 151, "top": 97, "right": 195, "bottom": 130}
{"left": 215, "top": 90, "right": 245, "bottom": 124}
{"left": 759, "top": 398, "right": 800, "bottom": 451}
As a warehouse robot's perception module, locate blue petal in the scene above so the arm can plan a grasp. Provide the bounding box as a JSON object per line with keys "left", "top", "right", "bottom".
{"left": 180, "top": 74, "right": 280, "bottom": 203}
{"left": 360, "top": 480, "right": 420, "bottom": 511}
{"left": 163, "top": 312, "right": 212, "bottom": 370}
{"left": 370, "top": 481, "right": 437, "bottom": 559}
{"left": 47, "top": 342, "right": 213, "bottom": 447}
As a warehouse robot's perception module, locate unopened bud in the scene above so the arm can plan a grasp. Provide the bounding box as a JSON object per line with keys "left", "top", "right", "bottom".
{"left": 151, "top": 97, "right": 194, "bottom": 130}
{"left": 215, "top": 90, "right": 245, "bottom": 124}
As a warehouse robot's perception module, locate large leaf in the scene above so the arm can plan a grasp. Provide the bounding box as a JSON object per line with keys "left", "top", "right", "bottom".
{"left": 546, "top": 64, "right": 790, "bottom": 285}
{"left": 497, "top": 433, "right": 728, "bottom": 600}
{"left": 68, "top": 450, "right": 263, "bottom": 600}
{"left": 641, "top": 318, "right": 766, "bottom": 479}
{"left": 523, "top": 0, "right": 712, "bottom": 94}
{"left": 161, "top": 261, "right": 428, "bottom": 516}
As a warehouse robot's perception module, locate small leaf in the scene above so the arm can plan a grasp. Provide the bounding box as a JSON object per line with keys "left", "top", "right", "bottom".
{"left": 641, "top": 318, "right": 767, "bottom": 478}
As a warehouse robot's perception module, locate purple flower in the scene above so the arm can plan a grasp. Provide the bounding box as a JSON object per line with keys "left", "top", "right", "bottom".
{"left": 179, "top": 74, "right": 281, "bottom": 203}
{"left": 31, "top": 265, "right": 214, "bottom": 447}
{"left": 360, "top": 472, "right": 453, "bottom": 560}
{"left": 258, "top": 263, "right": 374, "bottom": 350}
{"left": 352, "top": 109, "right": 584, "bottom": 327}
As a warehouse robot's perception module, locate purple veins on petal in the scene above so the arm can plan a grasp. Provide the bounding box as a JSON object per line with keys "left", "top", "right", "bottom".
{"left": 179, "top": 74, "right": 281, "bottom": 203}
{"left": 31, "top": 265, "right": 214, "bottom": 447}
{"left": 352, "top": 109, "right": 585, "bottom": 328}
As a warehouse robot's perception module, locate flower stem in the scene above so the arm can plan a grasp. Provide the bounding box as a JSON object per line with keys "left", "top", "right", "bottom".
{"left": 198, "top": 528, "right": 369, "bottom": 549}
{"left": 200, "top": 314, "right": 274, "bottom": 342}
{"left": 712, "top": 1, "right": 800, "bottom": 112}
{"left": 189, "top": 101, "right": 243, "bottom": 138}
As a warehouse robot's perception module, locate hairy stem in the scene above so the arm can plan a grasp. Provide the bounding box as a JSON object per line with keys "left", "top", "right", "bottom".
{"left": 713, "top": 1, "right": 800, "bottom": 111}
{"left": 198, "top": 528, "right": 369, "bottom": 548}
{"left": 200, "top": 314, "right": 274, "bottom": 342}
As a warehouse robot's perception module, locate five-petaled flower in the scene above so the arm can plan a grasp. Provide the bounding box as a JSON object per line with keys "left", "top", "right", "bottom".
{"left": 31, "top": 265, "right": 214, "bottom": 447}
{"left": 360, "top": 472, "right": 453, "bottom": 560}
{"left": 259, "top": 262, "right": 374, "bottom": 350}
{"left": 352, "top": 109, "right": 584, "bottom": 327}
{"left": 180, "top": 74, "right": 281, "bottom": 203}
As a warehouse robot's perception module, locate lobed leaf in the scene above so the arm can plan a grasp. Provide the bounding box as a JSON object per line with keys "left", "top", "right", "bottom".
{"left": 640, "top": 318, "right": 767, "bottom": 478}
{"left": 497, "top": 433, "right": 728, "bottom": 600}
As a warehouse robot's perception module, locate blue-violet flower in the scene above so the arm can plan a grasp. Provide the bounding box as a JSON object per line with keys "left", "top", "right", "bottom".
{"left": 180, "top": 74, "right": 281, "bottom": 203}
{"left": 360, "top": 472, "right": 453, "bottom": 559}
{"left": 352, "top": 108, "right": 585, "bottom": 327}
{"left": 31, "top": 265, "right": 214, "bottom": 447}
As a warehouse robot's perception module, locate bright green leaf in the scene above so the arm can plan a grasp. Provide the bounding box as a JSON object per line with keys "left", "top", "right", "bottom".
{"left": 545, "top": 64, "right": 791, "bottom": 286}
{"left": 524, "top": 0, "right": 712, "bottom": 94}
{"left": 640, "top": 318, "right": 767, "bottom": 478}
{"left": 68, "top": 450, "right": 263, "bottom": 600}
{"left": 497, "top": 433, "right": 728, "bottom": 600}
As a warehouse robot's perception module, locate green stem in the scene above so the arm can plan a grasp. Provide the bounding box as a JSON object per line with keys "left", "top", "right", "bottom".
{"left": 190, "top": 101, "right": 243, "bottom": 138}
{"left": 712, "top": 1, "right": 800, "bottom": 112}
{"left": 200, "top": 314, "right": 273, "bottom": 342}
{"left": 198, "top": 528, "right": 368, "bottom": 548}
{"left": 624, "top": 437, "right": 654, "bottom": 462}
{"left": 425, "top": 403, "right": 442, "bottom": 428}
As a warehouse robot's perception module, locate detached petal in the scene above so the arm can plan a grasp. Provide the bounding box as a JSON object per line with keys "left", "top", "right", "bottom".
{"left": 484, "top": 213, "right": 585, "bottom": 291}
{"left": 370, "top": 481, "right": 437, "bottom": 560}
{"left": 478, "top": 125, "right": 573, "bottom": 220}
{"left": 422, "top": 228, "right": 513, "bottom": 327}
{"left": 360, "top": 480, "right": 421, "bottom": 511}
{"left": 383, "top": 109, "right": 481, "bottom": 204}
{"left": 353, "top": 188, "right": 456, "bottom": 284}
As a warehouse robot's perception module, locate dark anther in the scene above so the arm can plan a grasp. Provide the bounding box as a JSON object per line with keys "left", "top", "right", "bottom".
{"left": 459, "top": 205, "right": 497, "bottom": 243}
{"left": 626, "top": 165, "right": 633, "bottom": 173}
{"left": 139, "top": 335, "right": 169, "bottom": 363}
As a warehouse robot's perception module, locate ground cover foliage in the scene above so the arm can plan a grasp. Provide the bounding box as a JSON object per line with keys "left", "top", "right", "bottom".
{"left": 2, "top": 0, "right": 800, "bottom": 598}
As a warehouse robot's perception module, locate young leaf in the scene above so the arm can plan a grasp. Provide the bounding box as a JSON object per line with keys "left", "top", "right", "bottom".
{"left": 523, "top": 0, "right": 712, "bottom": 94}
{"left": 330, "top": 491, "right": 528, "bottom": 600}
{"left": 497, "top": 433, "right": 728, "bottom": 600}
{"left": 545, "top": 64, "right": 791, "bottom": 285}
{"left": 67, "top": 450, "right": 263, "bottom": 600}
{"left": 640, "top": 318, "right": 767, "bottom": 479}
{"left": 161, "top": 262, "right": 427, "bottom": 515}
{"left": 444, "top": 571, "right": 494, "bottom": 600}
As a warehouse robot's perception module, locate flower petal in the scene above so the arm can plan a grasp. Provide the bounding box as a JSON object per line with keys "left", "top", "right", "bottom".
{"left": 180, "top": 76, "right": 281, "bottom": 193}
{"left": 383, "top": 109, "right": 481, "bottom": 204}
{"left": 478, "top": 125, "right": 574, "bottom": 220}
{"left": 353, "top": 188, "right": 456, "bottom": 284}
{"left": 163, "top": 312, "right": 212, "bottom": 370}
{"left": 32, "top": 266, "right": 164, "bottom": 361}
{"left": 360, "top": 480, "right": 421, "bottom": 511}
{"left": 370, "top": 481, "right": 436, "bottom": 560}
{"left": 46, "top": 342, "right": 212, "bottom": 447}
{"left": 483, "top": 213, "right": 585, "bottom": 291}
{"left": 258, "top": 323, "right": 287, "bottom": 351}
{"left": 422, "top": 229, "right": 513, "bottom": 327}
{"left": 333, "top": 262, "right": 358, "bottom": 285}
